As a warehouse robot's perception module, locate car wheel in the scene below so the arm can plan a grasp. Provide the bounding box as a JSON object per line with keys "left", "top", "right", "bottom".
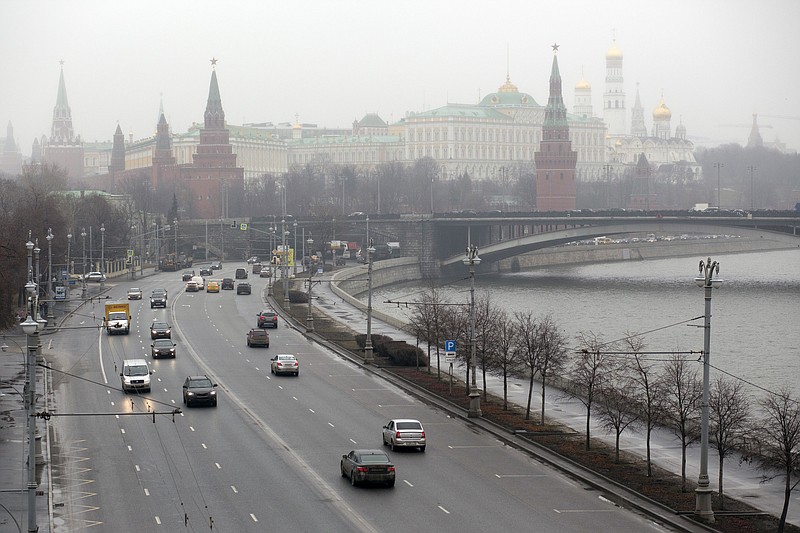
{"left": 265, "top": 344, "right": 269, "bottom": 348}
{"left": 270, "top": 367, "right": 274, "bottom": 374}
{"left": 212, "top": 400, "right": 217, "bottom": 407}
{"left": 294, "top": 371, "right": 299, "bottom": 376}
{"left": 182, "top": 395, "right": 186, "bottom": 405}
{"left": 390, "top": 440, "right": 396, "bottom": 452}
{"left": 247, "top": 340, "right": 250, "bottom": 347}
{"left": 350, "top": 470, "right": 357, "bottom": 487}
{"left": 341, "top": 463, "right": 347, "bottom": 478}
{"left": 387, "top": 480, "right": 395, "bottom": 488}
{"left": 382, "top": 433, "right": 387, "bottom": 446}
{"left": 420, "top": 446, "right": 426, "bottom": 453}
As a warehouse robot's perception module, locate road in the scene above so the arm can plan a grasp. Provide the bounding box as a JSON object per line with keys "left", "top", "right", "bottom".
{"left": 46, "top": 264, "right": 680, "bottom": 532}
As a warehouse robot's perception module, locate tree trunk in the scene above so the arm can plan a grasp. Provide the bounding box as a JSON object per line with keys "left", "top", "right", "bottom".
{"left": 615, "top": 432, "right": 620, "bottom": 463}
{"left": 680, "top": 437, "right": 688, "bottom": 492}
{"left": 540, "top": 373, "right": 546, "bottom": 425}
{"left": 718, "top": 455, "right": 725, "bottom": 509}
{"left": 503, "top": 368, "right": 508, "bottom": 411}
{"left": 585, "top": 404, "right": 592, "bottom": 450}
{"left": 525, "top": 375, "right": 534, "bottom": 420}
{"left": 645, "top": 424, "right": 652, "bottom": 477}
{"left": 779, "top": 470, "right": 791, "bottom": 533}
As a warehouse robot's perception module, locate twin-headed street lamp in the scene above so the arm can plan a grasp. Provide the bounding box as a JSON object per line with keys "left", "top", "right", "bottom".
{"left": 46, "top": 229, "right": 54, "bottom": 320}
{"left": 694, "top": 257, "right": 723, "bottom": 524}
{"left": 80, "top": 227, "right": 87, "bottom": 299}
{"left": 100, "top": 223, "right": 105, "bottom": 286}
{"left": 306, "top": 235, "right": 314, "bottom": 333}
{"left": 463, "top": 244, "right": 482, "bottom": 418}
{"left": 364, "top": 236, "right": 376, "bottom": 364}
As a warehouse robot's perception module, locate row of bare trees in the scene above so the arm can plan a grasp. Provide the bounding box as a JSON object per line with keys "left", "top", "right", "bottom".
{"left": 408, "top": 287, "right": 800, "bottom": 529}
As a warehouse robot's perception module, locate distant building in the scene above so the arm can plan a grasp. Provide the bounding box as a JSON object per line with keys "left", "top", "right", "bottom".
{"left": 0, "top": 121, "right": 23, "bottom": 176}
{"left": 40, "top": 64, "right": 84, "bottom": 182}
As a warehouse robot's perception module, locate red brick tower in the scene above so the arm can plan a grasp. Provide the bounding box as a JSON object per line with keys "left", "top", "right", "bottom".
{"left": 534, "top": 44, "right": 577, "bottom": 211}
{"left": 43, "top": 62, "right": 84, "bottom": 181}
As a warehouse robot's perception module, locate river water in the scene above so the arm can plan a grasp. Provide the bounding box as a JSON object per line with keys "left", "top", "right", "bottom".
{"left": 372, "top": 249, "right": 800, "bottom": 399}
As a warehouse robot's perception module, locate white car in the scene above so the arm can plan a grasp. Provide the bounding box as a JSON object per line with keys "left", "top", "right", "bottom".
{"left": 382, "top": 419, "right": 426, "bottom": 452}
{"left": 127, "top": 287, "right": 143, "bottom": 300}
{"left": 84, "top": 271, "right": 106, "bottom": 282}
{"left": 270, "top": 354, "right": 299, "bottom": 376}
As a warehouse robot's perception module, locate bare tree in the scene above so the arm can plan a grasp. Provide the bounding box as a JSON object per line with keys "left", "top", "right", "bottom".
{"left": 624, "top": 333, "right": 665, "bottom": 477}
{"left": 570, "top": 332, "right": 614, "bottom": 450}
{"left": 752, "top": 387, "right": 800, "bottom": 533}
{"left": 536, "top": 315, "right": 569, "bottom": 425}
{"left": 408, "top": 287, "right": 446, "bottom": 376}
{"left": 492, "top": 309, "right": 520, "bottom": 411}
{"left": 661, "top": 353, "right": 702, "bottom": 492}
{"left": 598, "top": 376, "right": 640, "bottom": 463}
{"left": 709, "top": 376, "right": 751, "bottom": 508}
{"left": 474, "top": 292, "right": 497, "bottom": 401}
{"left": 514, "top": 311, "right": 542, "bottom": 421}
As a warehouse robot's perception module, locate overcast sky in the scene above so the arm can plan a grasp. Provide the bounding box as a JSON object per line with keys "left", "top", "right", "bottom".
{"left": 2, "top": 0, "right": 799, "bottom": 156}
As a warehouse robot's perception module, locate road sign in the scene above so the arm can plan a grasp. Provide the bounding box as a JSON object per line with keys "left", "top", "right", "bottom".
{"left": 445, "top": 340, "right": 456, "bottom": 352}
{"left": 445, "top": 353, "right": 456, "bottom": 364}
{"left": 240, "top": 223, "right": 248, "bottom": 231}
{"left": 127, "top": 249, "right": 134, "bottom": 258}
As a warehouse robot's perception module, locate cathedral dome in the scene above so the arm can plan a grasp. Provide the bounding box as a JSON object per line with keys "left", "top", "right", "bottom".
{"left": 498, "top": 75, "right": 519, "bottom": 93}
{"left": 653, "top": 97, "right": 671, "bottom": 120}
{"left": 606, "top": 40, "right": 623, "bottom": 60}
{"left": 575, "top": 77, "right": 591, "bottom": 90}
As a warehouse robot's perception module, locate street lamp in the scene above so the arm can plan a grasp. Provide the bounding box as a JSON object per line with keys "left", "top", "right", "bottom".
{"left": 66, "top": 230, "right": 72, "bottom": 275}
{"left": 364, "top": 235, "right": 376, "bottom": 364}
{"left": 80, "top": 228, "right": 87, "bottom": 299}
{"left": 173, "top": 218, "right": 178, "bottom": 256}
{"left": 293, "top": 221, "right": 298, "bottom": 276}
{"left": 267, "top": 226, "right": 275, "bottom": 297}
{"left": 694, "top": 257, "right": 723, "bottom": 524}
{"left": 746, "top": 165, "right": 756, "bottom": 211}
{"left": 713, "top": 162, "right": 724, "bottom": 210}
{"left": 23, "top": 235, "right": 41, "bottom": 533}
{"left": 306, "top": 235, "right": 314, "bottom": 333}
{"left": 462, "top": 244, "right": 482, "bottom": 418}
{"left": 282, "top": 219, "right": 290, "bottom": 306}
{"left": 46, "top": 229, "right": 54, "bottom": 320}
{"left": 100, "top": 223, "right": 105, "bottom": 287}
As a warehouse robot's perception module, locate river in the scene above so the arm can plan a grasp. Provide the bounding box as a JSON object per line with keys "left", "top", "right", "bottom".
{"left": 371, "top": 249, "right": 800, "bottom": 399}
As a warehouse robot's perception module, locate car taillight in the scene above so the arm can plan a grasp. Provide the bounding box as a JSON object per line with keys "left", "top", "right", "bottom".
{"left": 396, "top": 431, "right": 402, "bottom": 439}
{"left": 356, "top": 467, "right": 368, "bottom": 473}
{"left": 421, "top": 431, "right": 425, "bottom": 438}
{"left": 276, "top": 362, "right": 282, "bottom": 366}
{"left": 388, "top": 466, "right": 396, "bottom": 472}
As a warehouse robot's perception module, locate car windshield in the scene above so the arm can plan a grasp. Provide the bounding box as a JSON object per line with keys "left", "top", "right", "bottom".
{"left": 189, "top": 378, "right": 212, "bottom": 388}
{"left": 278, "top": 355, "right": 295, "bottom": 361}
{"left": 152, "top": 290, "right": 165, "bottom": 295}
{"left": 251, "top": 330, "right": 266, "bottom": 337}
{"left": 396, "top": 421, "right": 422, "bottom": 430}
{"left": 108, "top": 312, "right": 127, "bottom": 321}
{"left": 124, "top": 365, "right": 148, "bottom": 376}
{"left": 129, "top": 288, "right": 140, "bottom": 293}
{"left": 361, "top": 453, "right": 390, "bottom": 464}
{"left": 152, "top": 323, "right": 168, "bottom": 329}
{"left": 153, "top": 339, "right": 172, "bottom": 347}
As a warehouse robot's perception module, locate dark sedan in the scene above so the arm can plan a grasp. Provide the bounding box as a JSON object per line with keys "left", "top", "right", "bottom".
{"left": 221, "top": 278, "right": 234, "bottom": 290}
{"left": 341, "top": 450, "right": 395, "bottom": 487}
{"left": 150, "top": 321, "right": 171, "bottom": 339}
{"left": 151, "top": 339, "right": 176, "bottom": 359}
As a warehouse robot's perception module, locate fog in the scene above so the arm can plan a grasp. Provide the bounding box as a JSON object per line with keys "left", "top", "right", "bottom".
{"left": 2, "top": 0, "right": 799, "bottom": 154}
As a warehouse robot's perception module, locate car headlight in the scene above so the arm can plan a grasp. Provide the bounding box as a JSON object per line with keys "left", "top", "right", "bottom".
{"left": 210, "top": 390, "right": 216, "bottom": 395}
{"left": 187, "top": 392, "right": 195, "bottom": 396}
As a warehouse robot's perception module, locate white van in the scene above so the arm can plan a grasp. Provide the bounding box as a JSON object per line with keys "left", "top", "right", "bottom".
{"left": 120, "top": 359, "right": 151, "bottom": 393}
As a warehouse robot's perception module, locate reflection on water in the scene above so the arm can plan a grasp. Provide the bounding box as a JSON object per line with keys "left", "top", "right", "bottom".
{"left": 373, "top": 249, "right": 800, "bottom": 398}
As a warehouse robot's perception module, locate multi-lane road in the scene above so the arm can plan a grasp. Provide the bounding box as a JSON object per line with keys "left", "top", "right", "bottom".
{"left": 47, "top": 264, "right": 674, "bottom": 532}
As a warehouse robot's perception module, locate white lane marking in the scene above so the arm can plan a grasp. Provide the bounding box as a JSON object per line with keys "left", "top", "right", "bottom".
{"left": 352, "top": 388, "right": 389, "bottom": 391}
{"left": 378, "top": 404, "right": 415, "bottom": 408}
{"left": 135, "top": 465, "right": 140, "bottom": 472}
{"left": 447, "top": 445, "right": 496, "bottom": 449}
{"left": 120, "top": 428, "right": 126, "bottom": 434}
{"left": 215, "top": 463, "right": 221, "bottom": 469}
{"left": 98, "top": 331, "right": 107, "bottom": 384}
{"left": 255, "top": 367, "right": 260, "bottom": 371}
{"left": 127, "top": 446, "right": 132, "bottom": 451}
{"left": 309, "top": 408, "right": 315, "bottom": 413}
{"left": 115, "top": 414, "right": 119, "bottom": 419}
{"left": 328, "top": 422, "right": 335, "bottom": 428}
{"left": 231, "top": 486, "right": 238, "bottom": 493}
{"left": 437, "top": 505, "right": 450, "bottom": 514}
{"left": 350, "top": 439, "right": 357, "bottom": 445}
{"left": 403, "top": 480, "right": 413, "bottom": 487}
{"left": 201, "top": 443, "right": 207, "bottom": 449}
{"left": 278, "top": 386, "right": 283, "bottom": 390}
{"left": 189, "top": 426, "right": 195, "bottom": 432}
{"left": 250, "top": 513, "right": 258, "bottom": 522}
{"left": 554, "top": 509, "right": 617, "bottom": 513}
{"left": 107, "top": 390, "right": 111, "bottom": 394}
{"left": 111, "top": 402, "right": 115, "bottom": 406}
{"left": 494, "top": 474, "right": 548, "bottom": 478}
{"left": 292, "top": 396, "right": 298, "bottom": 401}
{"left": 144, "top": 488, "right": 149, "bottom": 496}
{"left": 155, "top": 516, "right": 161, "bottom": 524}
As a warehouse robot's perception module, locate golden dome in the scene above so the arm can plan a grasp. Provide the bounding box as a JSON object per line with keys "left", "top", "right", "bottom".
{"left": 652, "top": 96, "right": 672, "bottom": 120}
{"left": 575, "top": 76, "right": 591, "bottom": 90}
{"left": 498, "top": 75, "right": 519, "bottom": 93}
{"left": 606, "top": 40, "right": 623, "bottom": 60}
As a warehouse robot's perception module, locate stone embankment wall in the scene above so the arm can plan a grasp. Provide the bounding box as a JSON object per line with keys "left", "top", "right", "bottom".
{"left": 330, "top": 257, "right": 422, "bottom": 331}
{"left": 498, "top": 237, "right": 796, "bottom": 272}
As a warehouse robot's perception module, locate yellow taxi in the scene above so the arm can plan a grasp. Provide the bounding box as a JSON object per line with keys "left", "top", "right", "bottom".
{"left": 206, "top": 281, "right": 220, "bottom": 293}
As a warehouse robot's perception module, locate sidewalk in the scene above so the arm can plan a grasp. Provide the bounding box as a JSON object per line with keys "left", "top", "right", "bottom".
{"left": 309, "top": 267, "right": 799, "bottom": 528}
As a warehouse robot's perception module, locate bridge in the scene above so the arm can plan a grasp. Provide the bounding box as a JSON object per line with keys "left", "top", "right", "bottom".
{"left": 171, "top": 213, "right": 800, "bottom": 278}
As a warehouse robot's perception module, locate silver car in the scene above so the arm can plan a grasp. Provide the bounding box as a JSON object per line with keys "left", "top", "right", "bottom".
{"left": 382, "top": 419, "right": 426, "bottom": 452}
{"left": 127, "top": 287, "right": 143, "bottom": 300}
{"left": 270, "top": 354, "right": 299, "bottom": 376}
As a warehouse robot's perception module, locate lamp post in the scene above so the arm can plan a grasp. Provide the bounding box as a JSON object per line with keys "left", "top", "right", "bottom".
{"left": 746, "top": 165, "right": 756, "bottom": 211}
{"left": 153, "top": 221, "right": 159, "bottom": 270}
{"left": 100, "top": 223, "right": 105, "bottom": 287}
{"left": 713, "top": 162, "right": 724, "bottom": 210}
{"left": 267, "top": 226, "right": 275, "bottom": 297}
{"left": 23, "top": 235, "right": 40, "bottom": 533}
{"left": 364, "top": 235, "right": 375, "bottom": 364}
{"left": 306, "top": 235, "right": 314, "bottom": 333}
{"left": 46, "top": 229, "right": 54, "bottom": 320}
{"left": 694, "top": 257, "right": 723, "bottom": 524}
{"left": 80, "top": 227, "right": 87, "bottom": 299}
{"left": 130, "top": 224, "right": 136, "bottom": 280}
{"left": 293, "top": 221, "right": 298, "bottom": 276}
{"left": 173, "top": 218, "right": 178, "bottom": 255}
{"left": 66, "top": 230, "right": 72, "bottom": 275}
{"left": 282, "top": 219, "right": 290, "bottom": 306}
{"left": 462, "top": 244, "right": 482, "bottom": 418}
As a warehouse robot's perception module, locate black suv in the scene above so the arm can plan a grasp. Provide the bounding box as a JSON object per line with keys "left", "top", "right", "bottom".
{"left": 211, "top": 261, "right": 222, "bottom": 270}
{"left": 151, "top": 339, "right": 176, "bottom": 358}
{"left": 257, "top": 310, "right": 279, "bottom": 328}
{"left": 199, "top": 267, "right": 212, "bottom": 276}
{"left": 236, "top": 282, "right": 251, "bottom": 295}
{"left": 182, "top": 375, "right": 217, "bottom": 407}
{"left": 150, "top": 289, "right": 167, "bottom": 308}
{"left": 182, "top": 271, "right": 193, "bottom": 282}
{"left": 221, "top": 278, "right": 234, "bottom": 290}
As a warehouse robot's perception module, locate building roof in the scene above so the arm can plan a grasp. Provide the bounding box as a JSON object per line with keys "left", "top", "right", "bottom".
{"left": 410, "top": 104, "right": 510, "bottom": 120}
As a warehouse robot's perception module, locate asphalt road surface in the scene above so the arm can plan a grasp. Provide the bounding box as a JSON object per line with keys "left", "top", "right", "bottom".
{"left": 46, "top": 264, "right": 677, "bottom": 532}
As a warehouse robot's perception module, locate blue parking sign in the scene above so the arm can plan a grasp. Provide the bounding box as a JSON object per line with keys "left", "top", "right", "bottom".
{"left": 445, "top": 340, "right": 456, "bottom": 352}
